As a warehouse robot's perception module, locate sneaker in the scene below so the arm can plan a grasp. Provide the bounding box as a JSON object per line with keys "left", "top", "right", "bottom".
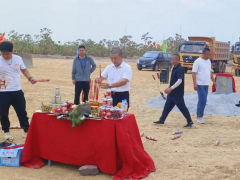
{"left": 153, "top": 120, "right": 165, "bottom": 125}
{"left": 183, "top": 123, "right": 194, "bottom": 128}
{"left": 22, "top": 132, "right": 27, "bottom": 138}
{"left": 197, "top": 117, "right": 205, "bottom": 124}
{"left": 4, "top": 132, "right": 14, "bottom": 142}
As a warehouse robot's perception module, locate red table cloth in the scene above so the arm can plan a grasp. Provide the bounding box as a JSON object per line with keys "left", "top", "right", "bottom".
{"left": 21, "top": 113, "right": 155, "bottom": 180}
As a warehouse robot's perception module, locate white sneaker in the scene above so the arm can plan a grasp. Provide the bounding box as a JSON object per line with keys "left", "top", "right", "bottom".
{"left": 22, "top": 132, "right": 27, "bottom": 138}
{"left": 4, "top": 132, "right": 14, "bottom": 141}
{"left": 197, "top": 117, "right": 205, "bottom": 124}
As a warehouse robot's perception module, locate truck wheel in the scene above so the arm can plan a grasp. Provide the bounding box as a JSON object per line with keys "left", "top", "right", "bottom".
{"left": 219, "top": 62, "right": 223, "bottom": 73}
{"left": 221, "top": 62, "right": 226, "bottom": 73}
{"left": 154, "top": 64, "right": 159, "bottom": 71}
{"left": 184, "top": 67, "right": 188, "bottom": 73}
{"left": 215, "top": 62, "right": 221, "bottom": 73}
{"left": 213, "top": 68, "right": 217, "bottom": 73}
{"left": 235, "top": 69, "right": 240, "bottom": 76}
{"left": 137, "top": 67, "right": 142, "bottom": 70}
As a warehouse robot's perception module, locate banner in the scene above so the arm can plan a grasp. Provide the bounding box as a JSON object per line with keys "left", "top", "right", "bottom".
{"left": 161, "top": 41, "right": 167, "bottom": 53}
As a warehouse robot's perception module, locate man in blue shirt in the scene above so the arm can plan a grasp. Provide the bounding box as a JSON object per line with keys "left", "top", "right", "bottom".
{"left": 154, "top": 54, "right": 194, "bottom": 128}
{"left": 72, "top": 45, "right": 96, "bottom": 104}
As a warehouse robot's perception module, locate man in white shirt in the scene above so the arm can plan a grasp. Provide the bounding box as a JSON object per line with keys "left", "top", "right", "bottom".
{"left": 192, "top": 48, "right": 215, "bottom": 124}
{"left": 0, "top": 42, "right": 36, "bottom": 141}
{"left": 97, "top": 48, "right": 132, "bottom": 107}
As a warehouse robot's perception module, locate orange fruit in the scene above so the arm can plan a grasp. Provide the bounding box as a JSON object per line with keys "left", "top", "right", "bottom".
{"left": 117, "top": 102, "right": 121, "bottom": 108}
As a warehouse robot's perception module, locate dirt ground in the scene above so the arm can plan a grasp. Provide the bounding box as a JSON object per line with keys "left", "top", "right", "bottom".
{"left": 0, "top": 58, "right": 240, "bottom": 180}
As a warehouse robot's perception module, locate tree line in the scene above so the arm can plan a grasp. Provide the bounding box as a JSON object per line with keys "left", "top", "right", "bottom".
{"left": 1, "top": 28, "right": 185, "bottom": 58}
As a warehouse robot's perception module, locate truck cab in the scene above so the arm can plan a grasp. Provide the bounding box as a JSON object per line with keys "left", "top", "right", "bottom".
{"left": 179, "top": 41, "right": 205, "bottom": 73}
{"left": 233, "top": 42, "right": 240, "bottom": 76}
{"left": 179, "top": 36, "right": 229, "bottom": 73}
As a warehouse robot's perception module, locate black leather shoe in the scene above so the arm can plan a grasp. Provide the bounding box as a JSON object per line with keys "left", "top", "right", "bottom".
{"left": 183, "top": 122, "right": 194, "bottom": 128}
{"left": 153, "top": 120, "right": 165, "bottom": 125}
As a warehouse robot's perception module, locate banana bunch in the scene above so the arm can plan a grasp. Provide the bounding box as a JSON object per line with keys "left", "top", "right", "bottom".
{"left": 41, "top": 103, "right": 52, "bottom": 112}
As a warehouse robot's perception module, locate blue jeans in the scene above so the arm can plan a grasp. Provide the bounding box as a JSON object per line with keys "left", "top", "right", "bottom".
{"left": 197, "top": 85, "right": 209, "bottom": 118}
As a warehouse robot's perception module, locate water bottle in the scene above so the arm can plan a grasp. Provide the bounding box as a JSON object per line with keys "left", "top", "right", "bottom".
{"left": 172, "top": 131, "right": 183, "bottom": 135}
{"left": 121, "top": 99, "right": 128, "bottom": 116}
{"left": 146, "top": 136, "right": 157, "bottom": 141}
{"left": 172, "top": 135, "right": 181, "bottom": 140}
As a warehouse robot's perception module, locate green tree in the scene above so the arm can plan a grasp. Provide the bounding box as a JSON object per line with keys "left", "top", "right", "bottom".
{"left": 119, "top": 35, "right": 138, "bottom": 57}
{"left": 5, "top": 28, "right": 185, "bottom": 58}
{"left": 39, "top": 28, "right": 56, "bottom": 55}
{"left": 21, "top": 34, "right": 34, "bottom": 53}
{"left": 8, "top": 30, "right": 24, "bottom": 52}
{"left": 165, "top": 33, "right": 185, "bottom": 54}
{"left": 141, "top": 32, "right": 153, "bottom": 45}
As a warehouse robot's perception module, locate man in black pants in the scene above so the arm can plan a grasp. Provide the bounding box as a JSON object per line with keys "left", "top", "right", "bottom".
{"left": 154, "top": 54, "right": 194, "bottom": 128}
{"left": 72, "top": 45, "right": 96, "bottom": 104}
{"left": 0, "top": 42, "right": 37, "bottom": 141}
{"left": 97, "top": 48, "right": 132, "bottom": 108}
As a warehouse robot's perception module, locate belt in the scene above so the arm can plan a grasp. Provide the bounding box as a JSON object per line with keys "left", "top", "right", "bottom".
{"left": 111, "top": 91, "right": 129, "bottom": 95}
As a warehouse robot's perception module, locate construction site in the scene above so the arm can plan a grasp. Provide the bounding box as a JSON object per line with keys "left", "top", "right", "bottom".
{"left": 1, "top": 0, "right": 240, "bottom": 179}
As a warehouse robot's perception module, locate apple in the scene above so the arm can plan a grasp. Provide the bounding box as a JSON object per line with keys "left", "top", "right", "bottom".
{"left": 55, "top": 108, "right": 62, "bottom": 113}
{"left": 100, "top": 111, "right": 106, "bottom": 117}
{"left": 70, "top": 104, "right": 77, "bottom": 111}
{"left": 62, "top": 106, "right": 67, "bottom": 113}
{"left": 106, "top": 111, "right": 112, "bottom": 119}
{"left": 66, "top": 102, "right": 73, "bottom": 110}
{"left": 52, "top": 108, "right": 56, "bottom": 113}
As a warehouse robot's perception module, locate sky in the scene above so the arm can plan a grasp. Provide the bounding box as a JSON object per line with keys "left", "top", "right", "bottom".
{"left": 1, "top": 0, "right": 239, "bottom": 45}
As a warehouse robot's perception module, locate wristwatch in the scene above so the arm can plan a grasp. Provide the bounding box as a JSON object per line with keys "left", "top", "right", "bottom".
{"left": 109, "top": 84, "right": 112, "bottom": 89}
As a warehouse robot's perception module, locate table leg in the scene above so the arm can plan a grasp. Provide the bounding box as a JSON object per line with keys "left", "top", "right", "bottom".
{"left": 48, "top": 160, "right": 52, "bottom": 166}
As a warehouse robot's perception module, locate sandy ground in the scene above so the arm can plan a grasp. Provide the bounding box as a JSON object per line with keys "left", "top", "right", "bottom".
{"left": 0, "top": 58, "right": 240, "bottom": 180}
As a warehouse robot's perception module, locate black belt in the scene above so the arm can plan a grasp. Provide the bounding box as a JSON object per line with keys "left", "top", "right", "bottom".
{"left": 111, "top": 91, "right": 129, "bottom": 95}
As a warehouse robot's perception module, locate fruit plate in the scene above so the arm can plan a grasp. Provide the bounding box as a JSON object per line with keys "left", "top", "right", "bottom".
{"left": 87, "top": 117, "right": 102, "bottom": 120}
{"left": 47, "top": 112, "right": 70, "bottom": 116}
{"left": 104, "top": 117, "right": 123, "bottom": 120}
{"left": 35, "top": 110, "right": 51, "bottom": 113}
{"left": 87, "top": 115, "right": 102, "bottom": 120}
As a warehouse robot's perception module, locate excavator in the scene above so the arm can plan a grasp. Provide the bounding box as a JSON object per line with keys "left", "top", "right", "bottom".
{"left": 0, "top": 32, "right": 33, "bottom": 68}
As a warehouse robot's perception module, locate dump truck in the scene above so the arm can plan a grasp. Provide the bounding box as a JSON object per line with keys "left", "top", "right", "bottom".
{"left": 232, "top": 38, "right": 240, "bottom": 76}
{"left": 0, "top": 33, "right": 33, "bottom": 68}
{"left": 179, "top": 36, "right": 230, "bottom": 73}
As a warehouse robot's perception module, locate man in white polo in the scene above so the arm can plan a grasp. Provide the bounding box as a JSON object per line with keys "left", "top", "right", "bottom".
{"left": 0, "top": 41, "right": 37, "bottom": 141}
{"left": 97, "top": 48, "right": 132, "bottom": 107}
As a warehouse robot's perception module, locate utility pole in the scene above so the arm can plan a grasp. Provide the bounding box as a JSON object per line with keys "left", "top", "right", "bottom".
{"left": 180, "top": 25, "right": 181, "bottom": 35}
{"left": 125, "top": 22, "right": 127, "bottom": 35}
